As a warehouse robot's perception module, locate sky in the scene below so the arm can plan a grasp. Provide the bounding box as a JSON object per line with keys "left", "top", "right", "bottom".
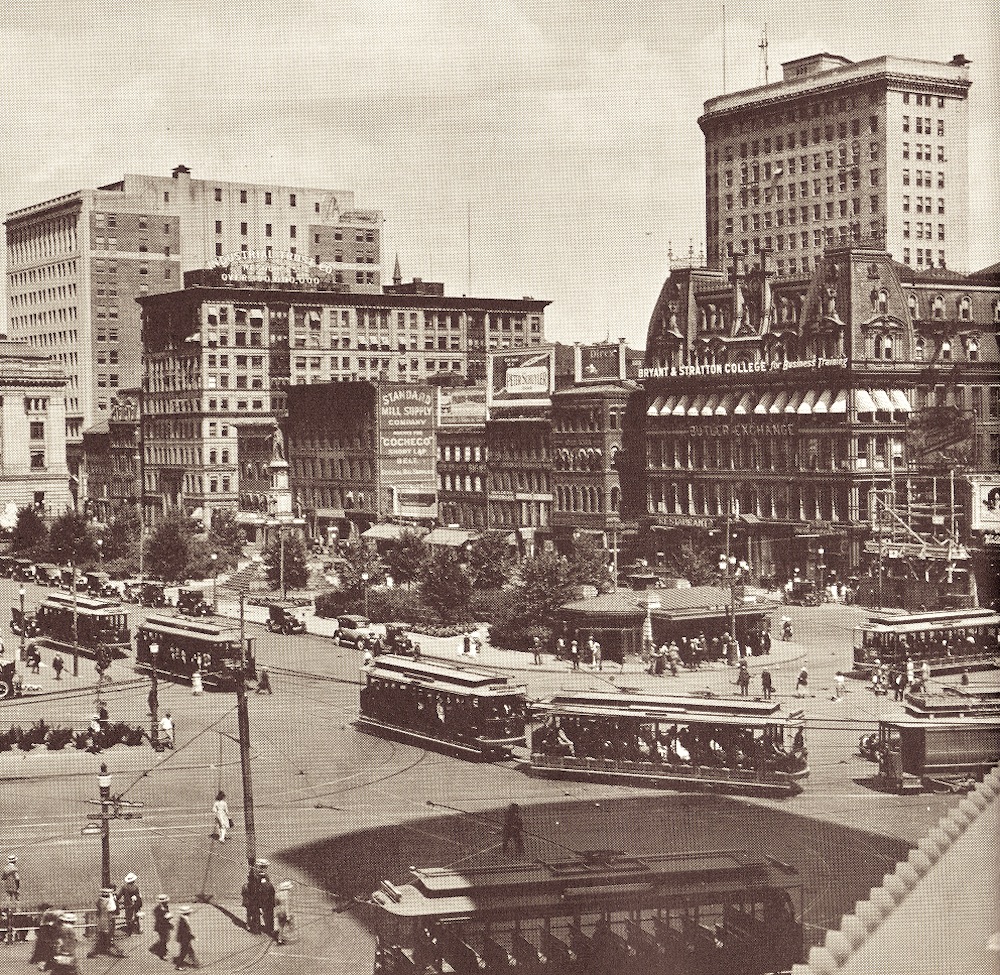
{"left": 1, "top": 0, "right": 998, "bottom": 348}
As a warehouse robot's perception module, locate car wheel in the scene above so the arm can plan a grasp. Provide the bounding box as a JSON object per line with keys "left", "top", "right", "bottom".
{"left": 0, "top": 681, "right": 11, "bottom": 700}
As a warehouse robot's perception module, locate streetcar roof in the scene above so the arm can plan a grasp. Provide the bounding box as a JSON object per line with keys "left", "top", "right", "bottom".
{"left": 857, "top": 609, "right": 1000, "bottom": 632}
{"left": 140, "top": 614, "right": 243, "bottom": 641}
{"left": 537, "top": 690, "right": 782, "bottom": 717}
{"left": 536, "top": 697, "right": 801, "bottom": 728}
{"left": 369, "top": 849, "right": 793, "bottom": 919}
{"left": 39, "top": 592, "right": 125, "bottom": 614}
{"left": 880, "top": 716, "right": 1000, "bottom": 729}
{"left": 367, "top": 654, "right": 526, "bottom": 693}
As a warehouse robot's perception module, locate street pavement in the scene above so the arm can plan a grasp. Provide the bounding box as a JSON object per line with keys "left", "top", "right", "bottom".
{"left": 0, "top": 575, "right": 994, "bottom": 973}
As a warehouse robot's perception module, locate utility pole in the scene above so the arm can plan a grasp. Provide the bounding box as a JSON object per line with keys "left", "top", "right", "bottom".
{"left": 71, "top": 560, "right": 79, "bottom": 677}
{"left": 86, "top": 763, "right": 142, "bottom": 889}
{"left": 235, "top": 592, "right": 256, "bottom": 869}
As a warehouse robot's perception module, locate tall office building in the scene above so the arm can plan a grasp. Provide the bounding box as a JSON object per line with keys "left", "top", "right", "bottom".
{"left": 5, "top": 166, "right": 382, "bottom": 462}
{"left": 700, "top": 53, "right": 971, "bottom": 279}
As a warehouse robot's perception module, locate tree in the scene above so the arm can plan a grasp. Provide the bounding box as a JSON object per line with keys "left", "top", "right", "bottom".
{"left": 490, "top": 550, "right": 574, "bottom": 649}
{"left": 46, "top": 510, "right": 98, "bottom": 567}
{"left": 11, "top": 506, "right": 47, "bottom": 553}
{"left": 145, "top": 513, "right": 198, "bottom": 583}
{"left": 263, "top": 532, "right": 309, "bottom": 592}
{"left": 419, "top": 548, "right": 472, "bottom": 622}
{"left": 337, "top": 540, "right": 385, "bottom": 595}
{"left": 104, "top": 509, "right": 140, "bottom": 562}
{"left": 466, "top": 531, "right": 516, "bottom": 589}
{"left": 567, "top": 534, "right": 613, "bottom": 593}
{"left": 660, "top": 533, "right": 720, "bottom": 587}
{"left": 207, "top": 509, "right": 246, "bottom": 570}
{"left": 381, "top": 530, "right": 428, "bottom": 588}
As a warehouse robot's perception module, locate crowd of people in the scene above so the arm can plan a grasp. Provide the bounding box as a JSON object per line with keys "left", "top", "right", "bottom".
{"left": 643, "top": 627, "right": 773, "bottom": 675}
{"left": 534, "top": 718, "right": 807, "bottom": 775}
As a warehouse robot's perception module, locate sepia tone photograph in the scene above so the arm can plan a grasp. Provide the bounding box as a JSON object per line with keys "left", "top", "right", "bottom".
{"left": 0, "top": 1, "right": 997, "bottom": 972}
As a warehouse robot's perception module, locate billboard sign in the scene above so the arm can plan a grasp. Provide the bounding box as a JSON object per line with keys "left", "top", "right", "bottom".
{"left": 438, "top": 387, "right": 488, "bottom": 425}
{"left": 905, "top": 406, "right": 975, "bottom": 468}
{"left": 970, "top": 477, "right": 1000, "bottom": 533}
{"left": 487, "top": 348, "right": 555, "bottom": 413}
{"left": 577, "top": 341, "right": 625, "bottom": 383}
{"left": 377, "top": 385, "right": 437, "bottom": 513}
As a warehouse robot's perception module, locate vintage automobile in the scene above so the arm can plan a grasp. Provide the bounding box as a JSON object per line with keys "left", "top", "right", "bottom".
{"left": 12, "top": 559, "right": 36, "bottom": 583}
{"left": 266, "top": 603, "right": 308, "bottom": 635}
{"left": 0, "top": 556, "right": 15, "bottom": 578}
{"left": 335, "top": 614, "right": 382, "bottom": 648}
{"left": 383, "top": 622, "right": 417, "bottom": 656}
{"left": 85, "top": 571, "right": 117, "bottom": 597}
{"left": 141, "top": 582, "right": 168, "bottom": 608}
{"left": 177, "top": 588, "right": 212, "bottom": 617}
{"left": 35, "top": 564, "right": 63, "bottom": 586}
{"left": 10, "top": 607, "right": 39, "bottom": 638}
{"left": 110, "top": 578, "right": 143, "bottom": 603}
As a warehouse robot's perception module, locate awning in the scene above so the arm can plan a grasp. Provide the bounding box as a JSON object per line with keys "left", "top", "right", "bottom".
{"left": 361, "top": 524, "right": 412, "bottom": 541}
{"left": 890, "top": 389, "right": 913, "bottom": 413}
{"left": 753, "top": 391, "right": 773, "bottom": 414}
{"left": 797, "top": 390, "right": 817, "bottom": 414}
{"left": 853, "top": 389, "right": 877, "bottom": 414}
{"left": 830, "top": 390, "right": 848, "bottom": 414}
{"left": 671, "top": 395, "right": 689, "bottom": 416}
{"left": 872, "top": 389, "right": 894, "bottom": 412}
{"left": 687, "top": 394, "right": 706, "bottom": 416}
{"left": 813, "top": 389, "right": 833, "bottom": 413}
{"left": 423, "top": 527, "right": 479, "bottom": 547}
{"left": 315, "top": 508, "right": 347, "bottom": 519}
{"left": 717, "top": 394, "right": 736, "bottom": 415}
{"left": 701, "top": 393, "right": 720, "bottom": 416}
{"left": 660, "top": 394, "right": 679, "bottom": 415}
{"left": 769, "top": 390, "right": 789, "bottom": 413}
{"left": 647, "top": 396, "right": 665, "bottom": 417}
{"left": 734, "top": 392, "right": 754, "bottom": 414}
{"left": 785, "top": 390, "right": 804, "bottom": 413}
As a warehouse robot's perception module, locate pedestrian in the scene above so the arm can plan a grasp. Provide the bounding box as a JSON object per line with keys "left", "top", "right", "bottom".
{"left": 88, "top": 887, "right": 125, "bottom": 958}
{"left": 833, "top": 670, "right": 846, "bottom": 701}
{"left": 97, "top": 700, "right": 109, "bottom": 729}
{"left": 148, "top": 682, "right": 158, "bottom": 717}
{"left": 27, "top": 645, "right": 41, "bottom": 674}
{"left": 532, "top": 636, "right": 542, "bottom": 665}
{"left": 3, "top": 854, "right": 19, "bottom": 911}
{"left": 257, "top": 865, "right": 275, "bottom": 937}
{"left": 501, "top": 802, "right": 524, "bottom": 857}
{"left": 762, "top": 630, "right": 772, "bottom": 655}
{"left": 795, "top": 666, "right": 808, "bottom": 697}
{"left": 174, "top": 905, "right": 199, "bottom": 970}
{"left": 274, "top": 880, "right": 294, "bottom": 945}
{"left": 362, "top": 644, "right": 374, "bottom": 668}
{"left": 51, "top": 912, "right": 79, "bottom": 975}
{"left": 736, "top": 662, "right": 751, "bottom": 696}
{"left": 159, "top": 712, "right": 175, "bottom": 748}
{"left": 554, "top": 637, "right": 566, "bottom": 661}
{"left": 213, "top": 791, "right": 231, "bottom": 843}
{"left": 150, "top": 894, "right": 173, "bottom": 959}
{"left": 52, "top": 654, "right": 64, "bottom": 680}
{"left": 462, "top": 634, "right": 471, "bottom": 657}
{"left": 30, "top": 904, "right": 61, "bottom": 968}
{"left": 118, "top": 872, "right": 143, "bottom": 935}
{"left": 569, "top": 641, "right": 579, "bottom": 670}
{"left": 255, "top": 668, "right": 273, "bottom": 694}
{"left": 592, "top": 640, "right": 602, "bottom": 671}
{"left": 761, "top": 669, "right": 773, "bottom": 700}
{"left": 88, "top": 714, "right": 103, "bottom": 753}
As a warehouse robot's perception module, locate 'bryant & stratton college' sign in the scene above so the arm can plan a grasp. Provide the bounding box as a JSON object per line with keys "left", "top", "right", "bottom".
{"left": 639, "top": 357, "right": 847, "bottom": 379}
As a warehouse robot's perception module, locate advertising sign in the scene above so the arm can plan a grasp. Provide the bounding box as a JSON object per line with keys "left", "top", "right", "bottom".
{"left": 377, "top": 386, "right": 437, "bottom": 508}
{"left": 438, "top": 388, "right": 488, "bottom": 425}
{"left": 905, "top": 406, "right": 975, "bottom": 468}
{"left": 487, "top": 348, "right": 555, "bottom": 412}
{"left": 577, "top": 341, "right": 625, "bottom": 383}
{"left": 970, "top": 477, "right": 1000, "bottom": 533}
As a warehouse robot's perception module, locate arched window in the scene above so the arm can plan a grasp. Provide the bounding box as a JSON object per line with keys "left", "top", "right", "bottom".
{"left": 958, "top": 295, "right": 972, "bottom": 321}
{"left": 907, "top": 293, "right": 918, "bottom": 317}
{"left": 940, "top": 339, "right": 952, "bottom": 360}
{"left": 914, "top": 337, "right": 925, "bottom": 361}
{"left": 932, "top": 295, "right": 945, "bottom": 319}
{"left": 882, "top": 335, "right": 894, "bottom": 360}
{"left": 966, "top": 338, "right": 979, "bottom": 361}
{"left": 877, "top": 290, "right": 889, "bottom": 314}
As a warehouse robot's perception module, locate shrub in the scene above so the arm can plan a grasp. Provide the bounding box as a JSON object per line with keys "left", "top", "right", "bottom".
{"left": 45, "top": 727, "right": 74, "bottom": 750}
{"left": 0, "top": 728, "right": 14, "bottom": 752}
{"left": 74, "top": 730, "right": 91, "bottom": 750}
{"left": 122, "top": 725, "right": 146, "bottom": 747}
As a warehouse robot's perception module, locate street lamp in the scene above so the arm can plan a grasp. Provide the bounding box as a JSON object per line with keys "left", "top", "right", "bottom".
{"left": 97, "top": 538, "right": 103, "bottom": 571}
{"left": 18, "top": 586, "right": 25, "bottom": 664}
{"left": 210, "top": 552, "right": 218, "bottom": 614}
{"left": 361, "top": 571, "right": 370, "bottom": 619}
{"left": 817, "top": 547, "right": 825, "bottom": 600}
{"left": 148, "top": 642, "right": 159, "bottom": 749}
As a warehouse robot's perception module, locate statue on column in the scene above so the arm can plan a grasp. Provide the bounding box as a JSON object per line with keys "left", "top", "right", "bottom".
{"left": 271, "top": 426, "right": 285, "bottom": 463}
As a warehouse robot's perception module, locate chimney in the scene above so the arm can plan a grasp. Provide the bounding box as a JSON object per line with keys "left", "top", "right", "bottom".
{"left": 171, "top": 164, "right": 191, "bottom": 179}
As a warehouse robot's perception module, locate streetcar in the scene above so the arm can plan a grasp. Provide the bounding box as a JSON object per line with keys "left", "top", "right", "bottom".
{"left": 135, "top": 615, "right": 256, "bottom": 691}
{"left": 33, "top": 592, "right": 131, "bottom": 662}
{"left": 852, "top": 607, "right": 1000, "bottom": 676}
{"left": 863, "top": 716, "right": 1000, "bottom": 793}
{"left": 367, "top": 848, "right": 804, "bottom": 975}
{"left": 358, "top": 655, "right": 527, "bottom": 759}
{"left": 529, "top": 691, "right": 809, "bottom": 797}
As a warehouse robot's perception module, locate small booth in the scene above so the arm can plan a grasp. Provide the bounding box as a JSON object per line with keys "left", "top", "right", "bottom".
{"left": 558, "top": 585, "right": 779, "bottom": 663}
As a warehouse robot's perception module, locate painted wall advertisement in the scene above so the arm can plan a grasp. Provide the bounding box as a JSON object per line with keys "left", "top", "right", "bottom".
{"left": 438, "top": 387, "right": 488, "bottom": 425}
{"left": 377, "top": 385, "right": 437, "bottom": 514}
{"left": 487, "top": 348, "right": 555, "bottom": 412}
{"left": 970, "top": 477, "right": 1000, "bottom": 533}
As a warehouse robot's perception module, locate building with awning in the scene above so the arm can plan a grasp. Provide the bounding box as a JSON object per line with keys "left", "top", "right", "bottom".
{"left": 637, "top": 243, "right": 1000, "bottom": 609}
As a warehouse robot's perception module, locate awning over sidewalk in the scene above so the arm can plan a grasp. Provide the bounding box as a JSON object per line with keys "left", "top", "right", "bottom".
{"left": 423, "top": 527, "right": 480, "bottom": 547}
{"left": 361, "top": 524, "right": 416, "bottom": 541}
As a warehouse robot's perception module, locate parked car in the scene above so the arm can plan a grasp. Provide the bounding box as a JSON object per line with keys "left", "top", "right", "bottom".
{"left": 59, "top": 567, "right": 88, "bottom": 591}
{"left": 383, "top": 622, "right": 416, "bottom": 656}
{"left": 0, "top": 556, "right": 15, "bottom": 578}
{"left": 35, "top": 564, "right": 62, "bottom": 586}
{"left": 266, "top": 603, "right": 308, "bottom": 635}
{"left": 12, "top": 559, "right": 36, "bottom": 582}
{"left": 334, "top": 614, "right": 382, "bottom": 648}
{"left": 10, "top": 607, "right": 39, "bottom": 637}
{"left": 110, "top": 578, "right": 142, "bottom": 602}
{"left": 141, "top": 582, "right": 167, "bottom": 608}
{"left": 85, "top": 571, "right": 116, "bottom": 597}
{"left": 177, "top": 588, "right": 212, "bottom": 617}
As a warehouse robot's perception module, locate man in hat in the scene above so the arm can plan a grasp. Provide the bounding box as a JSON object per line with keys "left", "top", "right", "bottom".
{"left": 30, "top": 903, "right": 62, "bottom": 968}
{"left": 274, "top": 880, "right": 294, "bottom": 945}
{"left": 118, "top": 872, "right": 143, "bottom": 935}
{"left": 243, "top": 860, "right": 270, "bottom": 934}
{"left": 88, "top": 887, "right": 126, "bottom": 957}
{"left": 2, "top": 854, "right": 19, "bottom": 907}
{"left": 174, "top": 905, "right": 199, "bottom": 969}
{"left": 256, "top": 862, "right": 275, "bottom": 937}
{"left": 150, "top": 894, "right": 173, "bottom": 959}
{"left": 51, "top": 913, "right": 78, "bottom": 975}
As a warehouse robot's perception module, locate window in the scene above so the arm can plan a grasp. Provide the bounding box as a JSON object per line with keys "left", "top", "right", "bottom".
{"left": 289, "top": 225, "right": 296, "bottom": 239}
{"left": 240, "top": 190, "right": 247, "bottom": 203}
{"left": 29, "top": 421, "right": 44, "bottom": 439}
{"left": 959, "top": 296, "right": 972, "bottom": 320}
{"left": 902, "top": 115, "right": 910, "bottom": 132}
{"left": 265, "top": 191, "right": 272, "bottom": 205}
{"left": 265, "top": 223, "right": 272, "bottom": 237}
{"left": 289, "top": 193, "right": 297, "bottom": 207}
{"left": 30, "top": 451, "right": 45, "bottom": 470}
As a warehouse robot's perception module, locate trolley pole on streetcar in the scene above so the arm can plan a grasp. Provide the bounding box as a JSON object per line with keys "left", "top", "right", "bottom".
{"left": 86, "top": 764, "right": 142, "bottom": 890}
{"left": 148, "top": 642, "right": 160, "bottom": 749}
{"left": 235, "top": 591, "right": 257, "bottom": 868}
{"left": 18, "top": 586, "right": 25, "bottom": 664}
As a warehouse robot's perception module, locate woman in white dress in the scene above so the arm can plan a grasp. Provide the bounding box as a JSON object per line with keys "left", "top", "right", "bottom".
{"left": 213, "top": 790, "right": 231, "bottom": 843}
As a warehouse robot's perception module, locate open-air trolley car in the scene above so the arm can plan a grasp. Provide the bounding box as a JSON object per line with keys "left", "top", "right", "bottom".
{"left": 853, "top": 607, "right": 1000, "bottom": 676}
{"left": 33, "top": 592, "right": 131, "bottom": 662}
{"left": 135, "top": 614, "right": 256, "bottom": 691}
{"left": 863, "top": 716, "right": 1000, "bottom": 793}
{"left": 359, "top": 655, "right": 527, "bottom": 759}
{"left": 367, "top": 849, "right": 803, "bottom": 975}
{"left": 529, "top": 691, "right": 808, "bottom": 797}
